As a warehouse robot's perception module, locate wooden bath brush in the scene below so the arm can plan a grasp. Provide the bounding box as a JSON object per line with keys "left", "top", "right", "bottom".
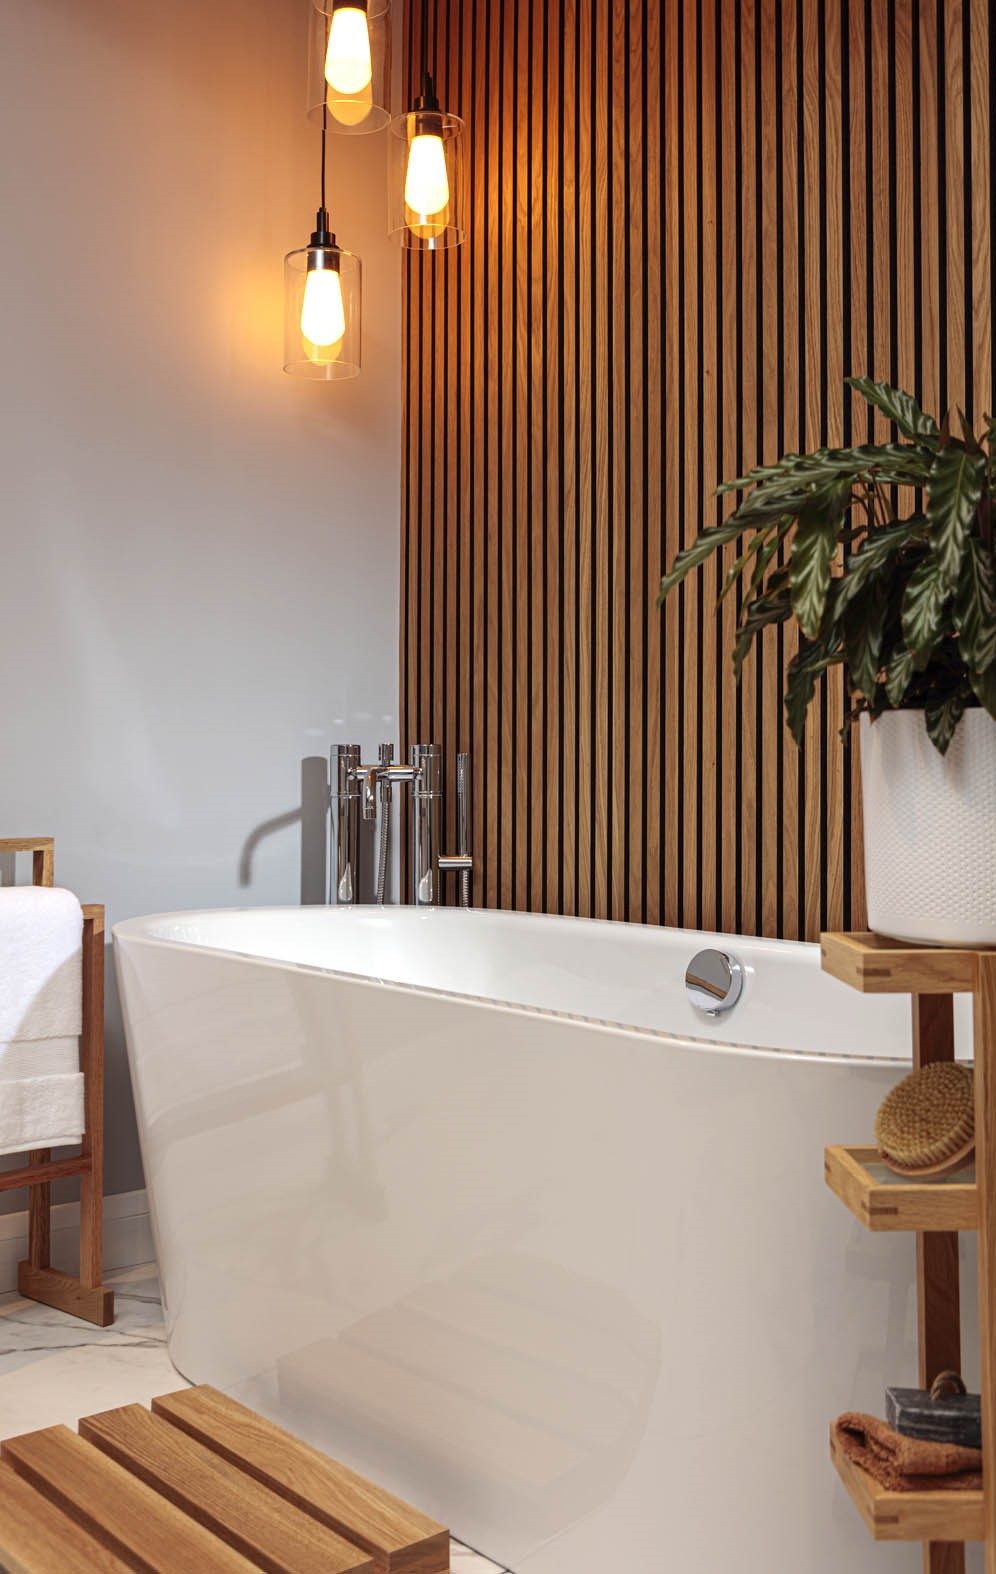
{"left": 874, "top": 1061, "right": 975, "bottom": 1178}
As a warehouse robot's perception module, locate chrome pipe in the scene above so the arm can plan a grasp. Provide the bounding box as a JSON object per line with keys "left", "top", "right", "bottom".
{"left": 438, "top": 751, "right": 473, "bottom": 907}
{"left": 375, "top": 742, "right": 393, "bottom": 905}
{"left": 410, "top": 742, "right": 441, "bottom": 906}
{"left": 456, "top": 752, "right": 471, "bottom": 907}
{"left": 329, "top": 743, "right": 361, "bottom": 904}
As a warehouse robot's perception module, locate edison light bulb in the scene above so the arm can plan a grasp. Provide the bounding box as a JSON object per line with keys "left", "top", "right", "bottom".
{"left": 300, "top": 264, "right": 345, "bottom": 364}
{"left": 329, "top": 80, "right": 373, "bottom": 128}
{"left": 404, "top": 132, "right": 449, "bottom": 238}
{"left": 325, "top": 5, "right": 372, "bottom": 96}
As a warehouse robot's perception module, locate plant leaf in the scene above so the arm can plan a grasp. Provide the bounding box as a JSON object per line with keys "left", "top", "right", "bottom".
{"left": 718, "top": 519, "right": 783, "bottom": 602}
{"left": 842, "top": 579, "right": 888, "bottom": 703}
{"left": 924, "top": 688, "right": 968, "bottom": 755}
{"left": 846, "top": 377, "right": 940, "bottom": 443}
{"left": 784, "top": 637, "right": 841, "bottom": 745}
{"left": 927, "top": 442, "right": 986, "bottom": 589}
{"left": 986, "top": 415, "right": 996, "bottom": 498}
{"left": 956, "top": 538, "right": 996, "bottom": 672}
{"left": 715, "top": 456, "right": 803, "bottom": 496}
{"left": 732, "top": 586, "right": 791, "bottom": 681}
{"left": 884, "top": 647, "right": 915, "bottom": 707}
{"left": 958, "top": 408, "right": 982, "bottom": 453}
{"left": 790, "top": 488, "right": 849, "bottom": 638}
{"left": 901, "top": 555, "right": 951, "bottom": 665}
{"left": 835, "top": 514, "right": 928, "bottom": 615}
{"left": 971, "top": 664, "right": 996, "bottom": 720}
{"left": 746, "top": 519, "right": 793, "bottom": 600}
{"left": 658, "top": 515, "right": 751, "bottom": 603}
{"left": 748, "top": 444, "right": 929, "bottom": 498}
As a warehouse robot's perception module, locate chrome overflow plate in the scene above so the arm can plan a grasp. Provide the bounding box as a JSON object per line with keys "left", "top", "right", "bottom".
{"left": 684, "top": 949, "right": 745, "bottom": 1015}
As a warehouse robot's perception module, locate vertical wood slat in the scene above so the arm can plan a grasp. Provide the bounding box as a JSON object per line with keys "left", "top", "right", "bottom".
{"left": 399, "top": 0, "right": 994, "bottom": 941}
{"left": 661, "top": 0, "right": 681, "bottom": 928}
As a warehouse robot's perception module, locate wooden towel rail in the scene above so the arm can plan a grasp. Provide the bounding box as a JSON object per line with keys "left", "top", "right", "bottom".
{"left": 0, "top": 837, "right": 114, "bottom": 1327}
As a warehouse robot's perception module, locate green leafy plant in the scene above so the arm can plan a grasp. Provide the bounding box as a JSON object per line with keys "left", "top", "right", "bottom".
{"left": 657, "top": 378, "right": 996, "bottom": 753}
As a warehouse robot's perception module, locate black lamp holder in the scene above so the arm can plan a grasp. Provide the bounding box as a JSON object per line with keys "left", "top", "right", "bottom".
{"left": 412, "top": 0, "right": 444, "bottom": 134}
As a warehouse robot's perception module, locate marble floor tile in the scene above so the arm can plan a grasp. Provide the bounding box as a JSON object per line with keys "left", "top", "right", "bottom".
{"left": 451, "top": 1541, "right": 510, "bottom": 1573}
{"left": 0, "top": 1260, "right": 187, "bottom": 1438}
{"left": 0, "top": 1337, "right": 188, "bottom": 1440}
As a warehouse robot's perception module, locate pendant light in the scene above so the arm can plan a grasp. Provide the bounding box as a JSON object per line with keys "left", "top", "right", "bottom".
{"left": 284, "top": 98, "right": 361, "bottom": 380}
{"left": 308, "top": 0, "right": 391, "bottom": 135}
{"left": 388, "top": 0, "right": 464, "bottom": 249}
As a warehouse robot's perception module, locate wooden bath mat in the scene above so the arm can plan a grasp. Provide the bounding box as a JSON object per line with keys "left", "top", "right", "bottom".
{"left": 0, "top": 1384, "right": 451, "bottom": 1573}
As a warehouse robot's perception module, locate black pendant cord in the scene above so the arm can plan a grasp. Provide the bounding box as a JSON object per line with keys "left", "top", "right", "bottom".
{"left": 420, "top": 0, "right": 429, "bottom": 85}
{"left": 415, "top": 0, "right": 439, "bottom": 111}
{"left": 313, "top": 17, "right": 334, "bottom": 248}
{"left": 321, "top": 97, "right": 327, "bottom": 214}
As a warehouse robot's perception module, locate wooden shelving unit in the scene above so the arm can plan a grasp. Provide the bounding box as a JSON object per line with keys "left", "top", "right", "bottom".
{"left": 822, "top": 931, "right": 996, "bottom": 1574}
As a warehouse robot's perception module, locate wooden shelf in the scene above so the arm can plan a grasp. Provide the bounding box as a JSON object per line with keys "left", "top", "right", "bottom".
{"left": 830, "top": 1428, "right": 983, "bottom": 1543}
{"left": 820, "top": 936, "right": 996, "bottom": 1571}
{"left": 825, "top": 1145, "right": 977, "bottom": 1232}
{"left": 820, "top": 932, "right": 978, "bottom": 995}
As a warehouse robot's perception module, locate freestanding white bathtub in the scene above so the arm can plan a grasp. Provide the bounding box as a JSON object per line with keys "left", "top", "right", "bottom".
{"left": 114, "top": 906, "right": 979, "bottom": 1574}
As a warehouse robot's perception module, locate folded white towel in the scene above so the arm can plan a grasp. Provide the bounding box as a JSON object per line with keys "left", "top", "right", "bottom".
{"left": 0, "top": 888, "right": 85, "bottom": 1153}
{"left": 0, "top": 1073, "right": 84, "bottom": 1157}
{"left": 0, "top": 887, "right": 82, "bottom": 1043}
{"left": 0, "top": 1036, "right": 81, "bottom": 1081}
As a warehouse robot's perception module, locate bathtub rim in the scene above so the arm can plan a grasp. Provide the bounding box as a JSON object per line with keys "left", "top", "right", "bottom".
{"left": 112, "top": 904, "right": 919, "bottom": 1071}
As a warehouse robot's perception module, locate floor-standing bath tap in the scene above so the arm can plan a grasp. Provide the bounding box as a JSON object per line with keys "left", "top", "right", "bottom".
{"left": 330, "top": 743, "right": 361, "bottom": 904}
{"left": 329, "top": 742, "right": 472, "bottom": 907}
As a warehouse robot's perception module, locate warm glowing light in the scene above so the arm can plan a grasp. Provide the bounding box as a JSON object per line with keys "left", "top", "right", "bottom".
{"left": 404, "top": 132, "right": 449, "bottom": 238}
{"left": 328, "top": 80, "right": 373, "bottom": 127}
{"left": 325, "top": 6, "right": 372, "bottom": 96}
{"left": 300, "top": 264, "right": 345, "bottom": 363}
{"left": 404, "top": 132, "right": 449, "bottom": 215}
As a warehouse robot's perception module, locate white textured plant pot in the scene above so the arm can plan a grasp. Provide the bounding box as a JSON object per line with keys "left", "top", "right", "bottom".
{"left": 860, "top": 707, "right": 996, "bottom": 946}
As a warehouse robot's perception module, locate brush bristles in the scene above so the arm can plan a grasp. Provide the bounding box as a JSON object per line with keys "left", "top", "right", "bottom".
{"left": 875, "top": 1061, "right": 974, "bottom": 1170}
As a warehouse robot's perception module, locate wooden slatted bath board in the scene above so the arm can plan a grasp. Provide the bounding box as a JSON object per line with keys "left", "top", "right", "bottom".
{"left": 0, "top": 1385, "right": 452, "bottom": 1573}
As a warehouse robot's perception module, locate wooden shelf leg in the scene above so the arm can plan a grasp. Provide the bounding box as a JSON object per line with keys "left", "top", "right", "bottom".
{"left": 78, "top": 910, "right": 105, "bottom": 1291}
{"left": 26, "top": 1150, "right": 51, "bottom": 1270}
{"left": 913, "top": 995, "right": 965, "bottom": 1574}
{"left": 975, "top": 956, "right": 996, "bottom": 1574}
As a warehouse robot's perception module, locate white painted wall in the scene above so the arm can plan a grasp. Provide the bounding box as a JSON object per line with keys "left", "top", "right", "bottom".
{"left": 0, "top": 0, "right": 400, "bottom": 1202}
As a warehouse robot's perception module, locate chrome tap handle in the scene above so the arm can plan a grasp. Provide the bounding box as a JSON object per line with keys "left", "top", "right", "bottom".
{"left": 456, "top": 754, "right": 470, "bottom": 857}
{"left": 439, "top": 751, "right": 473, "bottom": 908}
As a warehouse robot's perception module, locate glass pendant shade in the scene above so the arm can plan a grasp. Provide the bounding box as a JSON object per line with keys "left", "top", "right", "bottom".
{"left": 388, "top": 106, "right": 465, "bottom": 250}
{"left": 284, "top": 242, "right": 361, "bottom": 380}
{"left": 308, "top": 0, "right": 391, "bottom": 135}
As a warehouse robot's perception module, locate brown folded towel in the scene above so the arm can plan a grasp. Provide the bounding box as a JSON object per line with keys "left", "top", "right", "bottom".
{"left": 833, "top": 1412, "right": 982, "bottom": 1492}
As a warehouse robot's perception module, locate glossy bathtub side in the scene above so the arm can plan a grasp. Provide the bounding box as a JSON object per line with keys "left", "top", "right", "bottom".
{"left": 112, "top": 929, "right": 951, "bottom": 1574}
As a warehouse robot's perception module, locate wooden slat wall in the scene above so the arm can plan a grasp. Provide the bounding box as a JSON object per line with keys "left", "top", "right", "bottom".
{"left": 401, "top": 0, "right": 994, "bottom": 939}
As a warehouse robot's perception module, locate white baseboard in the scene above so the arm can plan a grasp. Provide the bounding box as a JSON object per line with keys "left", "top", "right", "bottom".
{"left": 0, "top": 1188, "right": 154, "bottom": 1294}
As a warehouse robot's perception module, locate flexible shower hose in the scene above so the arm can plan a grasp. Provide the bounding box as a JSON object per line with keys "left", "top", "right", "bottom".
{"left": 375, "top": 781, "right": 391, "bottom": 904}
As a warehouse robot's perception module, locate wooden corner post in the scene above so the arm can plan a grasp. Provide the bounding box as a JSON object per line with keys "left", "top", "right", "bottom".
{"left": 974, "top": 952, "right": 996, "bottom": 1574}
{"left": 913, "top": 994, "right": 964, "bottom": 1574}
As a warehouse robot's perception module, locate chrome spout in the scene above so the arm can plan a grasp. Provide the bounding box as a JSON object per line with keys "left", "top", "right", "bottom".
{"left": 410, "top": 742, "right": 441, "bottom": 906}
{"left": 330, "top": 743, "right": 361, "bottom": 904}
